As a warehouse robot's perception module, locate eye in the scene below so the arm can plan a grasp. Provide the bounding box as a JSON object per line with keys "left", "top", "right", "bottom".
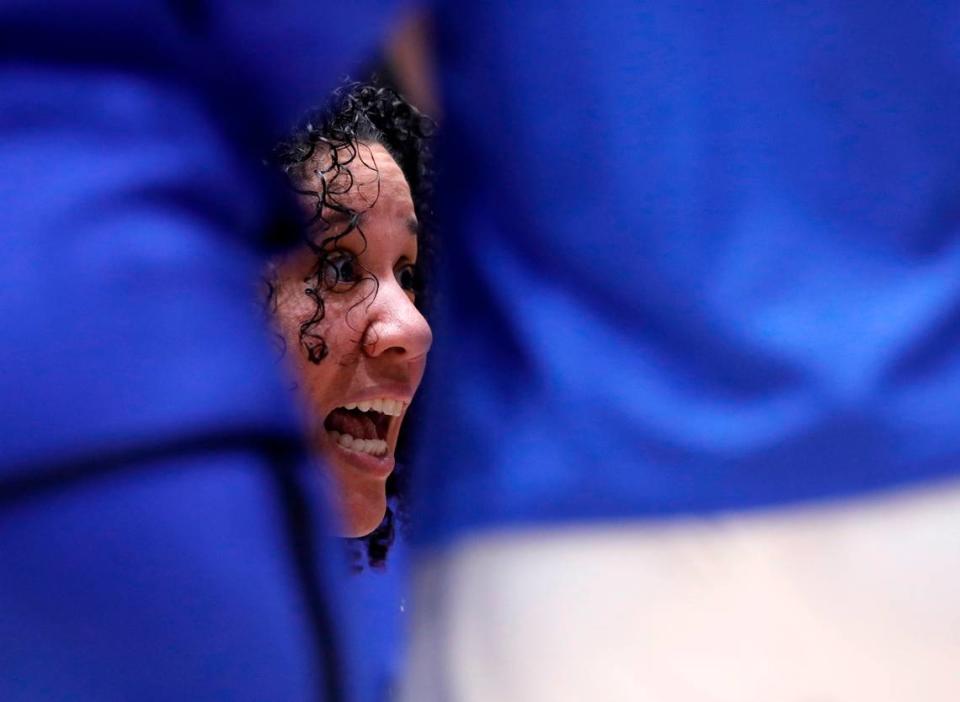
{"left": 321, "top": 250, "right": 358, "bottom": 288}
{"left": 396, "top": 263, "right": 420, "bottom": 294}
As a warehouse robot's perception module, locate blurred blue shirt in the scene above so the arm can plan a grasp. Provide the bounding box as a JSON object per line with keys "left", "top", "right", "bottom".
{"left": 413, "top": 1, "right": 960, "bottom": 546}
{"left": 0, "top": 2, "right": 404, "bottom": 700}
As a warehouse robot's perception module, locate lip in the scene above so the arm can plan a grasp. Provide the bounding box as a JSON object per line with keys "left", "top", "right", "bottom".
{"left": 331, "top": 441, "right": 396, "bottom": 479}
{"left": 320, "top": 383, "right": 415, "bottom": 477}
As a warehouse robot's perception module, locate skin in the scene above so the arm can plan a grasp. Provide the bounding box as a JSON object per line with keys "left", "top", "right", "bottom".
{"left": 272, "top": 142, "right": 432, "bottom": 536}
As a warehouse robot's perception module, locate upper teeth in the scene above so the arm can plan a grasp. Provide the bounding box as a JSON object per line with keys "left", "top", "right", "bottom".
{"left": 342, "top": 398, "right": 404, "bottom": 416}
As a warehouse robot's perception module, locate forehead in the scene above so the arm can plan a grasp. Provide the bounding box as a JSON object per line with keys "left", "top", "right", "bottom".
{"left": 298, "top": 141, "right": 411, "bottom": 211}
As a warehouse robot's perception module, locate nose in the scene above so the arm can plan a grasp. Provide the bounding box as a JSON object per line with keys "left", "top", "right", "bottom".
{"left": 362, "top": 280, "right": 432, "bottom": 361}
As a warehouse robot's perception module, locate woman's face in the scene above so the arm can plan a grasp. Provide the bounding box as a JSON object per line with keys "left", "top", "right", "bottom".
{"left": 272, "top": 142, "right": 432, "bottom": 536}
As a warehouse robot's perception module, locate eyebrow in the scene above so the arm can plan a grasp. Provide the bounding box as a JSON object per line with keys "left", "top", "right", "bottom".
{"left": 309, "top": 211, "right": 420, "bottom": 237}
{"left": 309, "top": 210, "right": 359, "bottom": 233}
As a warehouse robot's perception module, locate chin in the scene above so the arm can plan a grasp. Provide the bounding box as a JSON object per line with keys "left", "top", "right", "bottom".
{"left": 337, "top": 496, "right": 388, "bottom": 538}
{"left": 321, "top": 446, "right": 393, "bottom": 537}
{"left": 341, "top": 516, "right": 386, "bottom": 539}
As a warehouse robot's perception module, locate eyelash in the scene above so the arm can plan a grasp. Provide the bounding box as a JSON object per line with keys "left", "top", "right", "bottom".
{"left": 320, "top": 251, "right": 358, "bottom": 288}
{"left": 317, "top": 252, "right": 419, "bottom": 295}
{"left": 396, "top": 263, "right": 419, "bottom": 293}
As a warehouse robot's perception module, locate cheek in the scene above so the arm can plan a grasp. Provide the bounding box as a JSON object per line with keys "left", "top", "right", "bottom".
{"left": 274, "top": 290, "right": 330, "bottom": 397}
{"left": 411, "top": 362, "right": 428, "bottom": 400}
{"left": 276, "top": 283, "right": 347, "bottom": 365}
{"left": 412, "top": 345, "right": 429, "bottom": 383}
{"left": 287, "top": 301, "right": 356, "bottom": 397}
{"left": 293, "top": 353, "right": 337, "bottom": 415}
{"left": 274, "top": 285, "right": 312, "bottom": 344}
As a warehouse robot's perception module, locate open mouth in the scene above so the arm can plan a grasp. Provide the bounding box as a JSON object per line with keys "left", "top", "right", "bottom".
{"left": 323, "top": 398, "right": 404, "bottom": 458}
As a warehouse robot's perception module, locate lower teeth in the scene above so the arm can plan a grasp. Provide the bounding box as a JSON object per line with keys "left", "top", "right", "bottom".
{"left": 327, "top": 430, "right": 387, "bottom": 456}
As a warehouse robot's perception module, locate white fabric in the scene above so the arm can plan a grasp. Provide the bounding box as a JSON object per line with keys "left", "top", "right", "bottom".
{"left": 402, "top": 480, "right": 960, "bottom": 702}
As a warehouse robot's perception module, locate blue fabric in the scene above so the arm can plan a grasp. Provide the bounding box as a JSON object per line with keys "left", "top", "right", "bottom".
{"left": 0, "top": 0, "right": 404, "bottom": 474}
{"left": 348, "top": 533, "right": 410, "bottom": 702}
{"left": 0, "top": 2, "right": 402, "bottom": 699}
{"left": 0, "top": 449, "right": 345, "bottom": 701}
{"left": 413, "top": 1, "right": 960, "bottom": 547}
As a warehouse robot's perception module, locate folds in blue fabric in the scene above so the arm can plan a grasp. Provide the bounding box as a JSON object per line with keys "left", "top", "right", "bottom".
{"left": 0, "top": 2, "right": 405, "bottom": 699}
{"left": 412, "top": 0, "right": 960, "bottom": 546}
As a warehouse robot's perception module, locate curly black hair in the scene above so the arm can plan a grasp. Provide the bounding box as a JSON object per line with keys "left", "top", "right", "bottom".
{"left": 267, "top": 80, "right": 434, "bottom": 568}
